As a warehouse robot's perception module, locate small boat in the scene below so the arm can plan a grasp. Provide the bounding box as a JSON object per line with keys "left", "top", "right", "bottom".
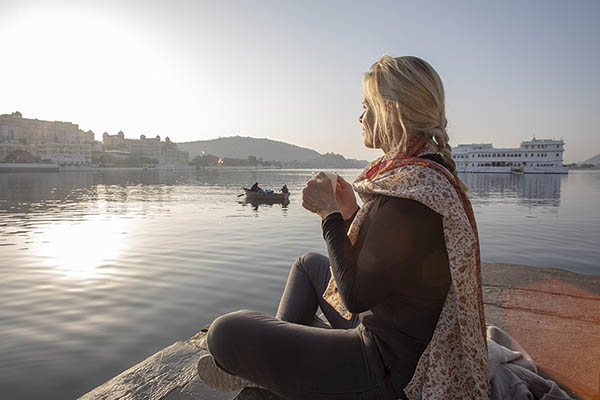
{"left": 242, "top": 187, "right": 290, "bottom": 202}
{"left": 511, "top": 167, "right": 524, "bottom": 174}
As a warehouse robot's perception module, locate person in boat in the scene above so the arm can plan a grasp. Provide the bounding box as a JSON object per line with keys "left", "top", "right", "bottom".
{"left": 250, "top": 182, "right": 262, "bottom": 192}
{"left": 280, "top": 184, "right": 289, "bottom": 194}
{"left": 198, "top": 56, "right": 489, "bottom": 399}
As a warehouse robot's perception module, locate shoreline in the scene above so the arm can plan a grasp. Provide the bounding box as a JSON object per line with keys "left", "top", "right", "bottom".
{"left": 0, "top": 163, "right": 366, "bottom": 173}
{"left": 0, "top": 163, "right": 195, "bottom": 172}
{"left": 78, "top": 262, "right": 600, "bottom": 400}
{"left": 4, "top": 162, "right": 597, "bottom": 174}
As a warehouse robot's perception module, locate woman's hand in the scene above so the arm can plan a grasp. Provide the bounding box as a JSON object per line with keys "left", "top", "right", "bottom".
{"left": 335, "top": 176, "right": 359, "bottom": 220}
{"left": 301, "top": 172, "right": 340, "bottom": 219}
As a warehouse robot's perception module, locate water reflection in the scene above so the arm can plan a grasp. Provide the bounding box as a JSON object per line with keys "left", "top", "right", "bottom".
{"left": 1, "top": 168, "right": 599, "bottom": 400}
{"left": 238, "top": 198, "right": 290, "bottom": 211}
{"left": 0, "top": 171, "right": 178, "bottom": 215}
{"left": 35, "top": 216, "right": 129, "bottom": 279}
{"left": 460, "top": 173, "right": 564, "bottom": 207}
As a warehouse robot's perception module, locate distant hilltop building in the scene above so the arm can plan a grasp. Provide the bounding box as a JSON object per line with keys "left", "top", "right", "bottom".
{"left": 0, "top": 111, "right": 94, "bottom": 164}
{"left": 0, "top": 111, "right": 188, "bottom": 165}
{"left": 453, "top": 138, "right": 567, "bottom": 174}
{"left": 102, "top": 131, "right": 188, "bottom": 164}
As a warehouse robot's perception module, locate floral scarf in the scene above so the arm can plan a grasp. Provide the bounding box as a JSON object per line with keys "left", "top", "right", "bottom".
{"left": 322, "top": 136, "right": 490, "bottom": 399}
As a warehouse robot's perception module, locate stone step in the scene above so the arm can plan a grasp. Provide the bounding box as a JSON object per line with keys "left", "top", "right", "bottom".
{"left": 78, "top": 262, "right": 600, "bottom": 400}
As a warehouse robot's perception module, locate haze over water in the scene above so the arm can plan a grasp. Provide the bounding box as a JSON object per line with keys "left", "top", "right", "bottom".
{"left": 1, "top": 168, "right": 599, "bottom": 399}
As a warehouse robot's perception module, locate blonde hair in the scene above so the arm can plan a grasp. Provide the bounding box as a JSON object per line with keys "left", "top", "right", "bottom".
{"left": 362, "top": 55, "right": 468, "bottom": 192}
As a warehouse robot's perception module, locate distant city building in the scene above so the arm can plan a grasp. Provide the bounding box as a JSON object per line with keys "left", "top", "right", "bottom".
{"left": 160, "top": 136, "right": 189, "bottom": 164}
{"left": 0, "top": 111, "right": 93, "bottom": 164}
{"left": 0, "top": 111, "right": 188, "bottom": 166}
{"left": 102, "top": 132, "right": 188, "bottom": 164}
{"left": 103, "top": 131, "right": 161, "bottom": 159}
{"left": 453, "top": 138, "right": 567, "bottom": 174}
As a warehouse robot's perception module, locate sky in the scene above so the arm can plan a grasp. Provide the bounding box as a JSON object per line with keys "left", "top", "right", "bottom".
{"left": 0, "top": 0, "right": 598, "bottom": 163}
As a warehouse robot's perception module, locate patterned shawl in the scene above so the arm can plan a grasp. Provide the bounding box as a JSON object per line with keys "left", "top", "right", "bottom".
{"left": 322, "top": 137, "right": 490, "bottom": 399}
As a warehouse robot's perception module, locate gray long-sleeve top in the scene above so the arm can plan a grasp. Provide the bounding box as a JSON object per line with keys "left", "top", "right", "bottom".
{"left": 321, "top": 157, "right": 452, "bottom": 386}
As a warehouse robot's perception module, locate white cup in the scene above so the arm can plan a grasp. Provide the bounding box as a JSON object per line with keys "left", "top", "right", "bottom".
{"left": 323, "top": 172, "right": 338, "bottom": 195}
{"left": 312, "top": 171, "right": 338, "bottom": 194}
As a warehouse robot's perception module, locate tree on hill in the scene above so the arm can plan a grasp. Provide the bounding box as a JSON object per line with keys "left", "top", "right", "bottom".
{"left": 221, "top": 157, "right": 248, "bottom": 166}
{"left": 190, "top": 154, "right": 220, "bottom": 166}
{"left": 5, "top": 149, "right": 40, "bottom": 163}
{"left": 126, "top": 155, "right": 158, "bottom": 167}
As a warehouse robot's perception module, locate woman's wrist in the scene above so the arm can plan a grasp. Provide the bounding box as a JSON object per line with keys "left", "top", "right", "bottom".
{"left": 341, "top": 204, "right": 359, "bottom": 220}
{"left": 318, "top": 203, "right": 341, "bottom": 219}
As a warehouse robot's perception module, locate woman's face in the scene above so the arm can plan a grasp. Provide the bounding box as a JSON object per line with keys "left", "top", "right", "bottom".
{"left": 360, "top": 98, "right": 375, "bottom": 148}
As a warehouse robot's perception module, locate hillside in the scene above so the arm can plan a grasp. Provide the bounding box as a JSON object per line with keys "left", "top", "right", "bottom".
{"left": 176, "top": 136, "right": 320, "bottom": 163}
{"left": 176, "top": 136, "right": 368, "bottom": 168}
{"left": 580, "top": 153, "right": 600, "bottom": 165}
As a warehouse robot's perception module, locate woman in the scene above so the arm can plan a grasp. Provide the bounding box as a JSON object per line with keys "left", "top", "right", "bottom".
{"left": 198, "top": 55, "right": 489, "bottom": 399}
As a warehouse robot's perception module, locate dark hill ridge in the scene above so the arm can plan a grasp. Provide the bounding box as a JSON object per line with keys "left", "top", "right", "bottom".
{"left": 176, "top": 136, "right": 320, "bottom": 163}
{"left": 580, "top": 153, "right": 600, "bottom": 165}
{"left": 176, "top": 136, "right": 368, "bottom": 168}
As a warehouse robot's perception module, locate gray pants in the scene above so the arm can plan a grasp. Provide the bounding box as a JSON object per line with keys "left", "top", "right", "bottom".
{"left": 206, "top": 252, "right": 399, "bottom": 400}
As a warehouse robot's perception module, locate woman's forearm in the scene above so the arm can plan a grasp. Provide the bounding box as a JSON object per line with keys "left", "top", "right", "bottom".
{"left": 321, "top": 213, "right": 370, "bottom": 313}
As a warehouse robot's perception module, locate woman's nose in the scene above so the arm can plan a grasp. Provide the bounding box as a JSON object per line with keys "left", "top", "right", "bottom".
{"left": 359, "top": 111, "right": 364, "bottom": 124}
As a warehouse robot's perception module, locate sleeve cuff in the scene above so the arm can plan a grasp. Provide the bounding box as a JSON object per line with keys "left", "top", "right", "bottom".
{"left": 322, "top": 210, "right": 343, "bottom": 223}
{"left": 346, "top": 207, "right": 360, "bottom": 223}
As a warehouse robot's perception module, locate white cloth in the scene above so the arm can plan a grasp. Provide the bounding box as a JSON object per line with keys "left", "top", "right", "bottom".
{"left": 487, "top": 325, "right": 573, "bottom": 400}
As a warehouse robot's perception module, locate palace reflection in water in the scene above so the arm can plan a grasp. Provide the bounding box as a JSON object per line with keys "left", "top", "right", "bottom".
{"left": 461, "top": 172, "right": 563, "bottom": 208}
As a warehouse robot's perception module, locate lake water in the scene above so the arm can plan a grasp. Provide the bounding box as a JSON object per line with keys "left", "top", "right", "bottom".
{"left": 1, "top": 168, "right": 599, "bottom": 399}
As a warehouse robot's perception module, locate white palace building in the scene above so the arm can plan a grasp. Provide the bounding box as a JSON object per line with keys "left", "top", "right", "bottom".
{"left": 453, "top": 138, "right": 568, "bottom": 174}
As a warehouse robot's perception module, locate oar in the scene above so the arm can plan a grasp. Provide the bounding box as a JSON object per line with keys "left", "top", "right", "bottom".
{"left": 237, "top": 193, "right": 245, "bottom": 197}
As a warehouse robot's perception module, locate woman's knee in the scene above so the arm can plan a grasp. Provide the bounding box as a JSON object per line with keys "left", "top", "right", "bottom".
{"left": 293, "top": 252, "right": 330, "bottom": 276}
{"left": 207, "top": 309, "right": 256, "bottom": 368}
{"left": 207, "top": 309, "right": 282, "bottom": 376}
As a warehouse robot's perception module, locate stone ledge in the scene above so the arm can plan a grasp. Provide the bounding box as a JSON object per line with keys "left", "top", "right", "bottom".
{"left": 79, "top": 262, "right": 600, "bottom": 400}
